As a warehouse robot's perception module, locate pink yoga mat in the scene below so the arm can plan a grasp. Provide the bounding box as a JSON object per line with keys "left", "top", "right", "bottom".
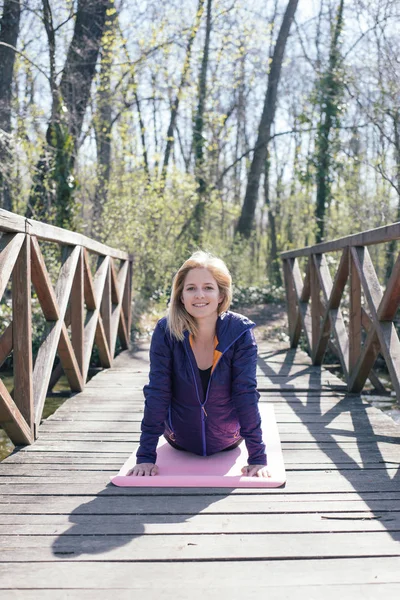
{"left": 111, "top": 404, "right": 285, "bottom": 488}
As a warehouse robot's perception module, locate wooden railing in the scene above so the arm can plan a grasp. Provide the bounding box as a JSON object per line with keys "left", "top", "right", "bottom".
{"left": 0, "top": 209, "right": 132, "bottom": 444}
{"left": 281, "top": 223, "right": 400, "bottom": 400}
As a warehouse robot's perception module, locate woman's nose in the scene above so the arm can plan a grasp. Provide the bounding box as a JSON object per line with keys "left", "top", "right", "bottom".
{"left": 195, "top": 289, "right": 205, "bottom": 298}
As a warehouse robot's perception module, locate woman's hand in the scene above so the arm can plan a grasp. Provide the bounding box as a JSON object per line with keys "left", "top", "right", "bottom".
{"left": 241, "top": 464, "right": 271, "bottom": 478}
{"left": 127, "top": 463, "right": 159, "bottom": 476}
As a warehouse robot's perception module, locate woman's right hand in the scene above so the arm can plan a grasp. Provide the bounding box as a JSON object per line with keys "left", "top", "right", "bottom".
{"left": 127, "top": 463, "right": 159, "bottom": 476}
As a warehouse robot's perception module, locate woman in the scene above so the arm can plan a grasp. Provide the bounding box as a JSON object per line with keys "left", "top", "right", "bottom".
{"left": 129, "top": 251, "right": 269, "bottom": 478}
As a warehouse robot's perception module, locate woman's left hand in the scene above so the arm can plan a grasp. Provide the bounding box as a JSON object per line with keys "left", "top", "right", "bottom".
{"left": 241, "top": 464, "right": 271, "bottom": 478}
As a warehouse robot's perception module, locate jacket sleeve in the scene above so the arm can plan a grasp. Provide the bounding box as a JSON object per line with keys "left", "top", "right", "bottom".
{"left": 136, "top": 321, "right": 173, "bottom": 464}
{"left": 231, "top": 329, "right": 267, "bottom": 465}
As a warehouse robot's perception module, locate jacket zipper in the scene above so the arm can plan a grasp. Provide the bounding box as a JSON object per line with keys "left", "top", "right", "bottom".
{"left": 184, "top": 327, "right": 254, "bottom": 456}
{"left": 183, "top": 342, "right": 207, "bottom": 456}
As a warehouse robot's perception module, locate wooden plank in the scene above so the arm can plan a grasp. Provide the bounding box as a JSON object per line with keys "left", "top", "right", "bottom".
{"left": 0, "top": 557, "right": 400, "bottom": 600}
{"left": 351, "top": 246, "right": 383, "bottom": 312}
{"left": 313, "top": 250, "right": 349, "bottom": 375}
{"left": 0, "top": 232, "right": 25, "bottom": 299}
{"left": 110, "top": 260, "right": 128, "bottom": 353}
{"left": 2, "top": 492, "right": 400, "bottom": 512}
{"left": 33, "top": 246, "right": 81, "bottom": 427}
{"left": 0, "top": 322, "right": 13, "bottom": 368}
{"left": 1, "top": 558, "right": 400, "bottom": 589}
{"left": 310, "top": 255, "right": 321, "bottom": 360}
{"left": 348, "top": 326, "right": 381, "bottom": 392}
{"left": 349, "top": 248, "right": 362, "bottom": 376}
{"left": 2, "top": 511, "right": 400, "bottom": 534}
{"left": 290, "top": 258, "right": 312, "bottom": 351}
{"left": 70, "top": 247, "right": 84, "bottom": 377}
{"left": 57, "top": 325, "right": 84, "bottom": 392}
{"left": 30, "top": 236, "right": 59, "bottom": 320}
{"left": 0, "top": 531, "right": 399, "bottom": 561}
{"left": 0, "top": 208, "right": 129, "bottom": 260}
{"left": 12, "top": 234, "right": 34, "bottom": 438}
{"left": 117, "top": 306, "right": 130, "bottom": 350}
{"left": 83, "top": 255, "right": 110, "bottom": 379}
{"left": 300, "top": 259, "right": 311, "bottom": 302}
{"left": 122, "top": 258, "right": 132, "bottom": 343}
{"left": 83, "top": 250, "right": 96, "bottom": 311}
{"left": 0, "top": 378, "right": 33, "bottom": 444}
{"left": 100, "top": 261, "right": 111, "bottom": 352}
{"left": 94, "top": 318, "right": 112, "bottom": 368}
{"left": 0, "top": 584, "right": 399, "bottom": 600}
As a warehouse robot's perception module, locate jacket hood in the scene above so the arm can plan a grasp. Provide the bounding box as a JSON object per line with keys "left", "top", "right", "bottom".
{"left": 214, "top": 311, "right": 256, "bottom": 352}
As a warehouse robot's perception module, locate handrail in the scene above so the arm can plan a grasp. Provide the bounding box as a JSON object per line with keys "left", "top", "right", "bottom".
{"left": 0, "top": 209, "right": 133, "bottom": 444}
{"left": 281, "top": 222, "right": 400, "bottom": 258}
{"left": 281, "top": 222, "right": 400, "bottom": 400}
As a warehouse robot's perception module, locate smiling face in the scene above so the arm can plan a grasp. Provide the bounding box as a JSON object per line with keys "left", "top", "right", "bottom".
{"left": 181, "top": 268, "right": 223, "bottom": 321}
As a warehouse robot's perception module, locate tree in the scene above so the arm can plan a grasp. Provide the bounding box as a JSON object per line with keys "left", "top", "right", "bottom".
{"left": 161, "top": 0, "right": 205, "bottom": 183}
{"left": 27, "top": 0, "right": 110, "bottom": 228}
{"left": 235, "top": 0, "right": 299, "bottom": 239}
{"left": 92, "top": 3, "right": 117, "bottom": 237}
{"left": 189, "top": 0, "right": 213, "bottom": 244}
{"left": 314, "top": 0, "right": 345, "bottom": 243}
{"left": 0, "top": 0, "right": 21, "bottom": 211}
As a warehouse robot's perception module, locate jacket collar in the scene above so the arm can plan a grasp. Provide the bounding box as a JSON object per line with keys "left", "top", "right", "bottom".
{"left": 183, "top": 310, "right": 255, "bottom": 353}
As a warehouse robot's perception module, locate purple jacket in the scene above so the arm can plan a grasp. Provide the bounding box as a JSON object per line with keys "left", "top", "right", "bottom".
{"left": 136, "top": 311, "right": 267, "bottom": 465}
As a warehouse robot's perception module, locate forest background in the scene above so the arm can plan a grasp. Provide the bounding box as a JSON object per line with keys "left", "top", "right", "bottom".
{"left": 0, "top": 0, "right": 399, "bottom": 320}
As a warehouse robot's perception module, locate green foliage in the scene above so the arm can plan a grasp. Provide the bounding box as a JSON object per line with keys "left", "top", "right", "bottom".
{"left": 231, "top": 284, "right": 284, "bottom": 308}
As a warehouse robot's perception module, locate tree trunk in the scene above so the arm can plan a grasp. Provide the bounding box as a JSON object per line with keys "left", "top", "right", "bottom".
{"left": 314, "top": 0, "right": 345, "bottom": 243}
{"left": 264, "top": 151, "right": 282, "bottom": 287}
{"left": 27, "top": 0, "right": 109, "bottom": 228}
{"left": 0, "top": 0, "right": 21, "bottom": 211}
{"left": 385, "top": 110, "right": 400, "bottom": 280}
{"left": 191, "top": 0, "right": 212, "bottom": 244}
{"left": 92, "top": 4, "right": 117, "bottom": 238}
{"left": 235, "top": 0, "right": 299, "bottom": 239}
{"left": 161, "top": 0, "right": 205, "bottom": 184}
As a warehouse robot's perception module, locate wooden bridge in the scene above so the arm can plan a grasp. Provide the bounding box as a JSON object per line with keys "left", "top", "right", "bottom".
{"left": 1, "top": 210, "right": 400, "bottom": 598}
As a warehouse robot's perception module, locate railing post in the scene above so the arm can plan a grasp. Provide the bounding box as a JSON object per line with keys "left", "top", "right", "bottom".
{"left": 123, "top": 258, "right": 133, "bottom": 346}
{"left": 70, "top": 247, "right": 84, "bottom": 377}
{"left": 349, "top": 245, "right": 362, "bottom": 377}
{"left": 282, "top": 258, "right": 301, "bottom": 347}
{"left": 310, "top": 254, "right": 321, "bottom": 363}
{"left": 12, "top": 234, "right": 34, "bottom": 438}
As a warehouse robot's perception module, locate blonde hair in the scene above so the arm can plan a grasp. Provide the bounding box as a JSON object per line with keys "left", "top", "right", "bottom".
{"left": 167, "top": 251, "right": 232, "bottom": 340}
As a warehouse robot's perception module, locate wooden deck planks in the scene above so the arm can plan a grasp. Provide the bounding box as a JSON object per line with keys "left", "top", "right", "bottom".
{"left": 0, "top": 339, "right": 400, "bottom": 597}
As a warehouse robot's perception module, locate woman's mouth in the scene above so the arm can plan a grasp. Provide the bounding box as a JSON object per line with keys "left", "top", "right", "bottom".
{"left": 193, "top": 303, "right": 208, "bottom": 307}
